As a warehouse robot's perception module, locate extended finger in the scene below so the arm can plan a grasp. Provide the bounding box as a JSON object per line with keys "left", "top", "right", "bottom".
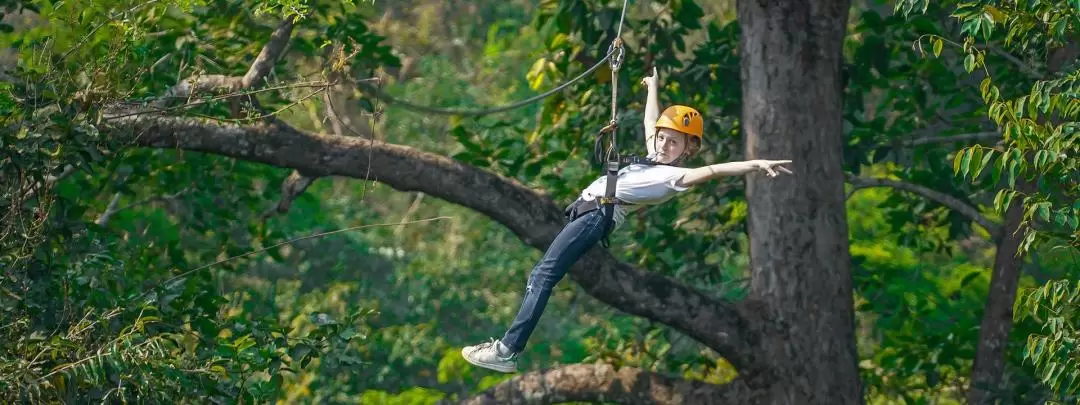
{"left": 776, "top": 166, "right": 794, "bottom": 174}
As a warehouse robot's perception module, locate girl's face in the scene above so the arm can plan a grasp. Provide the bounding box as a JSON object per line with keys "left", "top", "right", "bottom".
{"left": 654, "top": 128, "right": 688, "bottom": 164}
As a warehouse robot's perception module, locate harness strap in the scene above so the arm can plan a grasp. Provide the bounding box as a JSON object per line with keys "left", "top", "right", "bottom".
{"left": 599, "top": 160, "right": 620, "bottom": 247}
{"left": 621, "top": 155, "right": 658, "bottom": 166}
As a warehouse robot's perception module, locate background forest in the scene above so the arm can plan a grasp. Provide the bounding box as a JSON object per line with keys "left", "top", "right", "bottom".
{"left": 1, "top": 0, "right": 1078, "bottom": 404}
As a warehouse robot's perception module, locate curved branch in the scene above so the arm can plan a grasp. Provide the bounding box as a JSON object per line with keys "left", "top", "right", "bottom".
{"left": 154, "top": 16, "right": 297, "bottom": 107}
{"left": 241, "top": 15, "right": 296, "bottom": 89}
{"left": 904, "top": 131, "right": 1001, "bottom": 147}
{"left": 455, "top": 364, "right": 756, "bottom": 405}
{"left": 847, "top": 175, "right": 1002, "bottom": 240}
{"left": 103, "top": 114, "right": 766, "bottom": 377}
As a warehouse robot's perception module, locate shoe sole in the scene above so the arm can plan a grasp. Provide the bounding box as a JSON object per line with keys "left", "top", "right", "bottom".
{"left": 461, "top": 348, "right": 516, "bottom": 373}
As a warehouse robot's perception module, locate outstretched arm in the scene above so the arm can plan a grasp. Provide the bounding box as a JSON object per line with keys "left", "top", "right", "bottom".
{"left": 675, "top": 160, "right": 793, "bottom": 188}
{"left": 641, "top": 67, "right": 661, "bottom": 157}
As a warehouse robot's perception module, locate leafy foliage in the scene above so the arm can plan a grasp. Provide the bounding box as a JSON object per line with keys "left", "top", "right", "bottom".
{"left": 1016, "top": 279, "right": 1080, "bottom": 401}
{"left": 897, "top": 0, "right": 1080, "bottom": 401}
{"left": 3, "top": 0, "right": 1077, "bottom": 403}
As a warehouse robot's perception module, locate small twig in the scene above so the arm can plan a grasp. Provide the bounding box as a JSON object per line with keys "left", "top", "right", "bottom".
{"left": 904, "top": 131, "right": 1002, "bottom": 147}
{"left": 983, "top": 44, "right": 1043, "bottom": 79}
{"left": 103, "top": 80, "right": 332, "bottom": 120}
{"left": 260, "top": 172, "right": 316, "bottom": 220}
{"left": 394, "top": 192, "right": 426, "bottom": 238}
{"left": 94, "top": 193, "right": 123, "bottom": 226}
{"left": 95, "top": 188, "right": 191, "bottom": 226}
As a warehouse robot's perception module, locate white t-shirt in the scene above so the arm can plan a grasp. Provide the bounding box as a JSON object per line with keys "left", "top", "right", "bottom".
{"left": 578, "top": 163, "right": 691, "bottom": 229}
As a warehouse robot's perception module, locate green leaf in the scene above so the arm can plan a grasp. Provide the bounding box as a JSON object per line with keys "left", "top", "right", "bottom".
{"left": 973, "top": 148, "right": 995, "bottom": 181}
{"left": 1037, "top": 202, "right": 1051, "bottom": 222}
{"left": 933, "top": 38, "right": 943, "bottom": 57}
{"left": 1053, "top": 210, "right": 1067, "bottom": 228}
{"left": 1007, "top": 156, "right": 1020, "bottom": 188}
{"left": 526, "top": 58, "right": 549, "bottom": 91}
{"left": 964, "top": 53, "right": 976, "bottom": 72}
{"left": 953, "top": 149, "right": 965, "bottom": 175}
{"left": 960, "top": 147, "right": 974, "bottom": 178}
{"left": 1001, "top": 189, "right": 1016, "bottom": 212}
{"left": 992, "top": 151, "right": 1007, "bottom": 184}
{"left": 969, "top": 147, "right": 984, "bottom": 180}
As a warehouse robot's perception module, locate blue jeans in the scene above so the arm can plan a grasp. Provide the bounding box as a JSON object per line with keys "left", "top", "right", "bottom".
{"left": 500, "top": 202, "right": 607, "bottom": 353}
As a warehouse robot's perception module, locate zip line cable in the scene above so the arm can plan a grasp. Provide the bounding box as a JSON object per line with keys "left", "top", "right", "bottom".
{"left": 355, "top": 0, "right": 632, "bottom": 117}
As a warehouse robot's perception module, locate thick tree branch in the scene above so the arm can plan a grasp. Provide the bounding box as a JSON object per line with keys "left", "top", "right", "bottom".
{"left": 454, "top": 364, "right": 756, "bottom": 405}
{"left": 847, "top": 175, "right": 1002, "bottom": 240}
{"left": 103, "top": 114, "right": 766, "bottom": 377}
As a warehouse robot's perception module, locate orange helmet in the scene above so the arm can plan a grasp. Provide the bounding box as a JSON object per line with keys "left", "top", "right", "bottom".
{"left": 655, "top": 105, "right": 704, "bottom": 140}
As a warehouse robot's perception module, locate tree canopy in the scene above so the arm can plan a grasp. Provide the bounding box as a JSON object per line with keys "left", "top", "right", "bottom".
{"left": 1, "top": 0, "right": 1078, "bottom": 404}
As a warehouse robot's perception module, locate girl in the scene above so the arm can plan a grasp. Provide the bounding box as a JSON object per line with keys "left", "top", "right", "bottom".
{"left": 461, "top": 68, "right": 793, "bottom": 373}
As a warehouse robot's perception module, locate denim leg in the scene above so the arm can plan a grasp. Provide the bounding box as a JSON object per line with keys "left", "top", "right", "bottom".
{"left": 500, "top": 209, "right": 606, "bottom": 353}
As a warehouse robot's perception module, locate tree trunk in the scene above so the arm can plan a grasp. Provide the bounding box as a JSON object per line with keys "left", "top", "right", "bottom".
{"left": 737, "top": 0, "right": 862, "bottom": 404}
{"left": 968, "top": 40, "right": 1078, "bottom": 404}
{"left": 968, "top": 178, "right": 1031, "bottom": 405}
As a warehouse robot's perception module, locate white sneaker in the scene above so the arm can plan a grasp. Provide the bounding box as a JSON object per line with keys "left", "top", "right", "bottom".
{"left": 461, "top": 338, "right": 517, "bottom": 373}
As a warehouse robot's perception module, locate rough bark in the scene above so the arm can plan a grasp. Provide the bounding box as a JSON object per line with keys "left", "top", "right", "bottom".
{"left": 453, "top": 364, "right": 756, "bottom": 405}
{"left": 737, "top": 0, "right": 862, "bottom": 403}
{"left": 101, "top": 114, "right": 764, "bottom": 374}
{"left": 968, "top": 178, "right": 1032, "bottom": 404}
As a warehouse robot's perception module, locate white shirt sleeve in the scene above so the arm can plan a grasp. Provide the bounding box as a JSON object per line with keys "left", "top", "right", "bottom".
{"left": 663, "top": 166, "right": 691, "bottom": 192}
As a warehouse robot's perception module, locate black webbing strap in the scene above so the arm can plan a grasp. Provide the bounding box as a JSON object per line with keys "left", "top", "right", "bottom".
{"left": 599, "top": 161, "right": 620, "bottom": 248}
